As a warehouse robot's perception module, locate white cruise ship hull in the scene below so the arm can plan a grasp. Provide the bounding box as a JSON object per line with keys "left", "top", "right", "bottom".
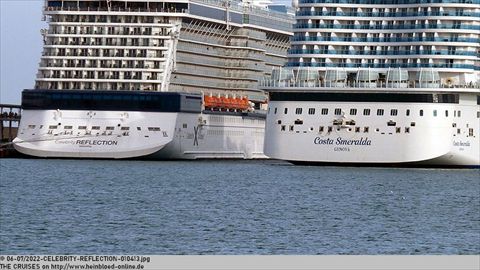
{"left": 14, "top": 110, "right": 266, "bottom": 160}
{"left": 265, "top": 94, "right": 480, "bottom": 167}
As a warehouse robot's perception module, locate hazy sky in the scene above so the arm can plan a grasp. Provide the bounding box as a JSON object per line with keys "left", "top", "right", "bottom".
{"left": 0, "top": 0, "right": 291, "bottom": 105}
{"left": 1, "top": 0, "right": 45, "bottom": 104}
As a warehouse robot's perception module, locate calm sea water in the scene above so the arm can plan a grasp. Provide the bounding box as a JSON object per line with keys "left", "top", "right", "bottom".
{"left": 0, "top": 159, "right": 479, "bottom": 254}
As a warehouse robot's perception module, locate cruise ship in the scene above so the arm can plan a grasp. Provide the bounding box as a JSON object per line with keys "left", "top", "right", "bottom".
{"left": 262, "top": 0, "right": 480, "bottom": 167}
{"left": 13, "top": 0, "right": 294, "bottom": 159}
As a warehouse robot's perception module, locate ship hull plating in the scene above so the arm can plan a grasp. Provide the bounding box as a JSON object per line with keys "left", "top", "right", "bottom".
{"left": 265, "top": 97, "right": 479, "bottom": 167}
{"left": 14, "top": 110, "right": 266, "bottom": 159}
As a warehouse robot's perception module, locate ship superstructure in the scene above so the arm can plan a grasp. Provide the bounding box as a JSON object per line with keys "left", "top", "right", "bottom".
{"left": 261, "top": 0, "right": 480, "bottom": 167}
{"left": 13, "top": 0, "right": 295, "bottom": 159}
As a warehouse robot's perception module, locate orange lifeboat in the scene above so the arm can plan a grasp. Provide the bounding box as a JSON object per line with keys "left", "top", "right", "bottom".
{"left": 203, "top": 95, "right": 216, "bottom": 109}
{"left": 203, "top": 94, "right": 252, "bottom": 111}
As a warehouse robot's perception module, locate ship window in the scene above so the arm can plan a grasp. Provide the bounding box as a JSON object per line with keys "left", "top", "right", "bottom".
{"left": 321, "top": 108, "right": 328, "bottom": 115}
{"left": 121, "top": 127, "right": 130, "bottom": 130}
{"left": 106, "top": 126, "right": 114, "bottom": 130}
{"left": 457, "top": 128, "right": 461, "bottom": 134}
{"left": 405, "top": 127, "right": 410, "bottom": 133}
{"left": 64, "top": 126, "right": 72, "bottom": 129}
{"left": 445, "top": 110, "right": 449, "bottom": 117}
{"left": 454, "top": 111, "right": 457, "bottom": 117}
{"left": 396, "top": 127, "right": 401, "bottom": 133}
{"left": 334, "top": 108, "right": 342, "bottom": 115}
{"left": 457, "top": 110, "right": 461, "bottom": 117}
{"left": 49, "top": 125, "right": 58, "bottom": 129}
{"left": 419, "top": 110, "right": 424, "bottom": 116}
{"left": 183, "top": 123, "right": 187, "bottom": 128}
{"left": 350, "top": 109, "right": 357, "bottom": 115}
{"left": 289, "top": 125, "right": 294, "bottom": 131}
{"left": 274, "top": 107, "right": 277, "bottom": 114}
{"left": 363, "top": 109, "right": 370, "bottom": 116}
{"left": 452, "top": 123, "right": 457, "bottom": 128}
{"left": 92, "top": 126, "right": 100, "bottom": 130}
{"left": 377, "top": 109, "right": 384, "bottom": 116}
{"left": 28, "top": 125, "right": 36, "bottom": 129}
{"left": 295, "top": 108, "right": 303, "bottom": 115}
{"left": 390, "top": 109, "right": 398, "bottom": 116}
{"left": 411, "top": 122, "right": 416, "bottom": 127}
{"left": 355, "top": 127, "right": 360, "bottom": 133}
{"left": 469, "top": 128, "right": 473, "bottom": 136}
{"left": 281, "top": 125, "right": 286, "bottom": 131}
{"left": 284, "top": 108, "right": 288, "bottom": 114}
{"left": 148, "top": 127, "right": 160, "bottom": 131}
{"left": 433, "top": 110, "right": 437, "bottom": 117}
{"left": 364, "top": 127, "right": 369, "bottom": 133}
{"left": 477, "top": 111, "right": 480, "bottom": 118}
{"left": 319, "top": 126, "right": 324, "bottom": 132}
{"left": 406, "top": 109, "right": 410, "bottom": 116}
{"left": 137, "top": 127, "right": 141, "bottom": 131}
{"left": 79, "top": 126, "right": 87, "bottom": 130}
{"left": 294, "top": 119, "right": 303, "bottom": 125}
{"left": 308, "top": 108, "right": 315, "bottom": 115}
{"left": 328, "top": 126, "right": 333, "bottom": 132}
{"left": 277, "top": 120, "right": 282, "bottom": 124}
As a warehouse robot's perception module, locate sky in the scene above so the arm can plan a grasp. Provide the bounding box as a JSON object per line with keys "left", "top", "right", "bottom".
{"left": 0, "top": 0, "right": 291, "bottom": 105}
{"left": 0, "top": 0, "right": 45, "bottom": 104}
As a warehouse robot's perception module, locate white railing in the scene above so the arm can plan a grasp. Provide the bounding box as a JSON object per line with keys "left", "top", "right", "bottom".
{"left": 260, "top": 78, "right": 480, "bottom": 90}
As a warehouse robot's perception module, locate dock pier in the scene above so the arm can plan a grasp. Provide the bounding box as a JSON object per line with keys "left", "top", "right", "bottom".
{"left": 0, "top": 104, "right": 22, "bottom": 158}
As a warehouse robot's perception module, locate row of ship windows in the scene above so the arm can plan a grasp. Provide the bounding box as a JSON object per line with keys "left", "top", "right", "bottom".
{"left": 281, "top": 125, "right": 413, "bottom": 133}
{"left": 271, "top": 107, "right": 476, "bottom": 118}
{"left": 28, "top": 125, "right": 161, "bottom": 132}
{"left": 280, "top": 125, "right": 475, "bottom": 136}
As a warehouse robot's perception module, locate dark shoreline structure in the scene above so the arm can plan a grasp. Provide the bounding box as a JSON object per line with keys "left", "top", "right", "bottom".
{"left": 0, "top": 104, "right": 23, "bottom": 158}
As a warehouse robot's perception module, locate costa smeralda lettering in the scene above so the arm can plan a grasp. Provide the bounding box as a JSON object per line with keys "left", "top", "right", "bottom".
{"left": 314, "top": 137, "right": 372, "bottom": 146}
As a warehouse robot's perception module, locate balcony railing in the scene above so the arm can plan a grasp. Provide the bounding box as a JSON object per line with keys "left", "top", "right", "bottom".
{"left": 296, "top": 10, "right": 480, "bottom": 18}
{"left": 299, "top": 0, "right": 480, "bottom": 5}
{"left": 261, "top": 78, "right": 480, "bottom": 90}
{"left": 285, "top": 62, "right": 480, "bottom": 70}
{"left": 288, "top": 49, "right": 479, "bottom": 57}
{"left": 45, "top": 6, "right": 188, "bottom": 14}
{"left": 295, "top": 23, "right": 480, "bottom": 30}
{"left": 292, "top": 36, "right": 480, "bottom": 43}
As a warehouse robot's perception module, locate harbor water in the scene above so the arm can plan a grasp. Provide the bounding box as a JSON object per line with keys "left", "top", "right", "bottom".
{"left": 0, "top": 159, "right": 479, "bottom": 254}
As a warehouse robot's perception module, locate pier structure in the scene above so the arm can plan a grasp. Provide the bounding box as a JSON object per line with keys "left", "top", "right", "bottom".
{"left": 1, "top": 104, "right": 21, "bottom": 142}
{"left": 0, "top": 104, "right": 22, "bottom": 157}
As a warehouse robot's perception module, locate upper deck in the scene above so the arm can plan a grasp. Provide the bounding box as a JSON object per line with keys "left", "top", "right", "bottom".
{"left": 260, "top": 67, "right": 480, "bottom": 94}
{"left": 44, "top": 0, "right": 294, "bottom": 33}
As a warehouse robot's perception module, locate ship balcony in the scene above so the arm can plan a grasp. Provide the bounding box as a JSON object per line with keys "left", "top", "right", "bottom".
{"left": 36, "top": 77, "right": 164, "bottom": 84}
{"left": 284, "top": 62, "right": 480, "bottom": 71}
{"left": 296, "top": 10, "right": 480, "bottom": 18}
{"left": 46, "top": 33, "right": 171, "bottom": 40}
{"left": 44, "top": 4, "right": 189, "bottom": 15}
{"left": 288, "top": 49, "right": 479, "bottom": 57}
{"left": 294, "top": 23, "right": 480, "bottom": 31}
{"left": 299, "top": 0, "right": 480, "bottom": 5}
{"left": 261, "top": 78, "right": 480, "bottom": 93}
{"left": 291, "top": 36, "right": 480, "bottom": 44}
